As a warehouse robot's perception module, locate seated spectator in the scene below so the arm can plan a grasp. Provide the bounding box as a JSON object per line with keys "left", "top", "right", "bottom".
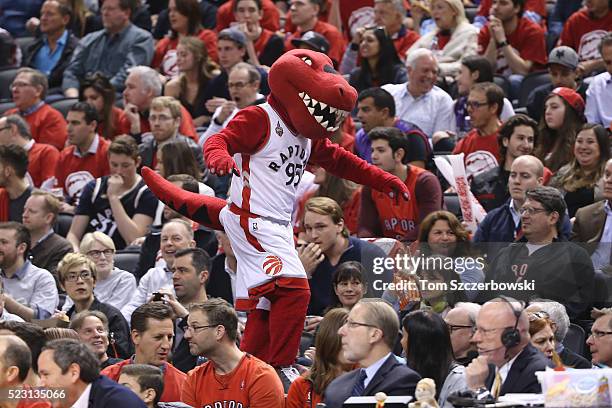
{"left": 0, "top": 222, "right": 58, "bottom": 320}
{"left": 0, "top": 335, "right": 52, "bottom": 407}
{"left": 474, "top": 155, "right": 572, "bottom": 249}
{"left": 155, "top": 140, "right": 204, "bottom": 183}
{"left": 23, "top": 190, "right": 73, "bottom": 280}
{"left": 0, "top": 278, "right": 24, "bottom": 322}
{"left": 292, "top": 30, "right": 330, "bottom": 55}
{"left": 465, "top": 298, "right": 551, "bottom": 396}
{"left": 407, "top": 0, "right": 436, "bottom": 36}
{"left": 0, "top": 29, "right": 18, "bottom": 68}
{"left": 525, "top": 299, "right": 591, "bottom": 368}
{"left": 587, "top": 307, "right": 612, "bottom": 367}
{"left": 200, "top": 62, "right": 266, "bottom": 145}
{"left": 153, "top": 0, "right": 217, "bottom": 38}
{"left": 402, "top": 310, "right": 466, "bottom": 408}
{"left": 527, "top": 310, "right": 564, "bottom": 366}
{"left": 477, "top": 0, "right": 547, "bottom": 98}
{"left": 75, "top": 0, "right": 153, "bottom": 35}
{"left": 451, "top": 82, "right": 504, "bottom": 181}
{"left": 56, "top": 102, "right": 111, "bottom": 209}
{"left": 354, "top": 88, "right": 430, "bottom": 168}
{"left": 22, "top": 0, "right": 79, "bottom": 91}
{"left": 408, "top": 0, "right": 479, "bottom": 78}
{"left": 324, "top": 299, "right": 421, "bottom": 408}
{"left": 342, "top": 26, "right": 407, "bottom": 94}
{"left": 0, "top": 115, "right": 60, "bottom": 188}
{"left": 56, "top": 252, "right": 131, "bottom": 359}
{"left": 0, "top": 145, "right": 32, "bottom": 222}
{"left": 549, "top": 123, "right": 609, "bottom": 217}
{"left": 294, "top": 166, "right": 361, "bottom": 235}
{"left": 382, "top": 49, "right": 455, "bottom": 138}
{"left": 301, "top": 197, "right": 392, "bottom": 317}
{"left": 329, "top": 262, "right": 368, "bottom": 311}
{"left": 139, "top": 96, "right": 204, "bottom": 174}
{"left": 70, "top": 310, "right": 124, "bottom": 368}
{"left": 534, "top": 87, "right": 586, "bottom": 172}
{"left": 373, "top": 0, "right": 420, "bottom": 61}
{"left": 206, "top": 230, "right": 238, "bottom": 306}
{"left": 122, "top": 219, "right": 196, "bottom": 321}
{"left": 102, "top": 303, "right": 187, "bottom": 403}
{"left": 43, "top": 327, "right": 80, "bottom": 341}
{"left": 0, "top": 1, "right": 43, "bottom": 39}
{"left": 286, "top": 308, "right": 353, "bottom": 407}
{"left": 216, "top": 0, "right": 280, "bottom": 33}
{"left": 484, "top": 187, "right": 595, "bottom": 320}
{"left": 474, "top": 0, "right": 547, "bottom": 28}
{"left": 559, "top": 0, "right": 612, "bottom": 78}
{"left": 5, "top": 68, "right": 67, "bottom": 150}
{"left": 444, "top": 302, "right": 481, "bottom": 366}
{"left": 118, "top": 364, "right": 164, "bottom": 408}
{"left": 527, "top": 46, "right": 588, "bottom": 123}
{"left": 182, "top": 298, "right": 284, "bottom": 406}
{"left": 80, "top": 73, "right": 125, "bottom": 140}
{"left": 234, "top": 0, "right": 285, "bottom": 67}
{"left": 452, "top": 56, "right": 514, "bottom": 137}
{"left": 62, "top": 0, "right": 97, "bottom": 37}
{"left": 358, "top": 127, "right": 442, "bottom": 242}
{"left": 152, "top": 0, "right": 218, "bottom": 79}
{"left": 284, "top": 0, "right": 345, "bottom": 67}
{"left": 164, "top": 37, "right": 221, "bottom": 127}
{"left": 471, "top": 114, "right": 539, "bottom": 211}
{"left": 38, "top": 339, "right": 147, "bottom": 407}
{"left": 66, "top": 135, "right": 159, "bottom": 250}
{"left": 0, "top": 320, "right": 46, "bottom": 383}
{"left": 585, "top": 34, "right": 612, "bottom": 127}
{"left": 62, "top": 0, "right": 154, "bottom": 97}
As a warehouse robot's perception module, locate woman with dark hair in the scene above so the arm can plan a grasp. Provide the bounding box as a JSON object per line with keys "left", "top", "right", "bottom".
{"left": 534, "top": 87, "right": 586, "bottom": 173}
{"left": 401, "top": 309, "right": 466, "bottom": 408}
{"left": 329, "top": 261, "right": 367, "bottom": 311}
{"left": 80, "top": 73, "right": 124, "bottom": 140}
{"left": 346, "top": 27, "right": 407, "bottom": 93}
{"left": 152, "top": 0, "right": 218, "bottom": 79}
{"left": 165, "top": 37, "right": 220, "bottom": 127}
{"left": 549, "top": 123, "right": 610, "bottom": 217}
{"left": 156, "top": 139, "right": 203, "bottom": 180}
{"left": 286, "top": 308, "right": 353, "bottom": 408}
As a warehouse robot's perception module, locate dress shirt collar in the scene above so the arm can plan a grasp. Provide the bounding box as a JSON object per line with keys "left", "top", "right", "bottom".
{"left": 73, "top": 134, "right": 100, "bottom": 158}
{"left": 363, "top": 352, "right": 392, "bottom": 389}
{"left": 0, "top": 260, "right": 31, "bottom": 280}
{"left": 72, "top": 383, "right": 92, "bottom": 408}
{"left": 21, "top": 101, "right": 45, "bottom": 116}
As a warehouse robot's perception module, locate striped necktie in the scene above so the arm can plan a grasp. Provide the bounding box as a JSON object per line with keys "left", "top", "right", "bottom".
{"left": 351, "top": 369, "right": 368, "bottom": 396}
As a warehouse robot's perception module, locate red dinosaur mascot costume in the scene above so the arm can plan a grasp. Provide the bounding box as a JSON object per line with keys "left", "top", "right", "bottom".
{"left": 141, "top": 49, "right": 409, "bottom": 371}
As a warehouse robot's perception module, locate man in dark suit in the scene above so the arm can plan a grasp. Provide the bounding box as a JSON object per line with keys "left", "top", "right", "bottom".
{"left": 37, "top": 338, "right": 146, "bottom": 408}
{"left": 466, "top": 298, "right": 552, "bottom": 397}
{"left": 324, "top": 299, "right": 420, "bottom": 408}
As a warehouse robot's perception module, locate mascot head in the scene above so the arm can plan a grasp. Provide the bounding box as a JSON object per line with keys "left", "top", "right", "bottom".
{"left": 268, "top": 49, "right": 357, "bottom": 140}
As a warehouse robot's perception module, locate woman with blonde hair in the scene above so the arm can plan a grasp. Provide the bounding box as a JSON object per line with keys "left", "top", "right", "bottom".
{"left": 286, "top": 308, "right": 353, "bottom": 407}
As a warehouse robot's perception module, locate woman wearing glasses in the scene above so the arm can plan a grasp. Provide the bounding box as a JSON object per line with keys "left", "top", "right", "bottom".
{"left": 55, "top": 253, "right": 132, "bottom": 359}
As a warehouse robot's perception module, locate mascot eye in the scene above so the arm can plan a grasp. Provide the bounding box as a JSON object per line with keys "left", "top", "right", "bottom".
{"left": 301, "top": 56, "right": 313, "bottom": 66}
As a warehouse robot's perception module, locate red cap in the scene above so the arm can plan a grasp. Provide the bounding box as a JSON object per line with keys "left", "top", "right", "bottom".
{"left": 551, "top": 87, "right": 585, "bottom": 116}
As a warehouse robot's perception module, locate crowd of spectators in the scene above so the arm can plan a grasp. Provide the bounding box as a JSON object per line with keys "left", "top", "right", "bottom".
{"left": 0, "top": 0, "right": 612, "bottom": 406}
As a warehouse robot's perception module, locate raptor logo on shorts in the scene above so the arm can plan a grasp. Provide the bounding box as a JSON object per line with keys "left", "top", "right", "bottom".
{"left": 263, "top": 255, "right": 283, "bottom": 276}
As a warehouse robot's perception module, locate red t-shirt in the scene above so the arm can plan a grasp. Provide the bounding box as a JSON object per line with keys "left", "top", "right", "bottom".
{"left": 216, "top": 0, "right": 280, "bottom": 32}
{"left": 560, "top": 9, "right": 612, "bottom": 62}
{"left": 102, "top": 359, "right": 187, "bottom": 403}
{"left": 477, "top": 0, "right": 547, "bottom": 20}
{"left": 116, "top": 105, "right": 198, "bottom": 143}
{"left": 286, "top": 375, "right": 322, "bottom": 408}
{"left": 27, "top": 142, "right": 60, "bottom": 187}
{"left": 55, "top": 136, "right": 111, "bottom": 203}
{"left": 5, "top": 104, "right": 67, "bottom": 151}
{"left": 453, "top": 128, "right": 501, "bottom": 181}
{"left": 152, "top": 29, "right": 219, "bottom": 77}
{"left": 284, "top": 20, "right": 347, "bottom": 67}
{"left": 394, "top": 28, "right": 421, "bottom": 60}
{"left": 478, "top": 17, "right": 547, "bottom": 75}
{"left": 181, "top": 353, "right": 284, "bottom": 408}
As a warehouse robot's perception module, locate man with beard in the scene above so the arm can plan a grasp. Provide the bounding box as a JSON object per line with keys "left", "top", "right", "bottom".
{"left": 0, "top": 144, "right": 32, "bottom": 223}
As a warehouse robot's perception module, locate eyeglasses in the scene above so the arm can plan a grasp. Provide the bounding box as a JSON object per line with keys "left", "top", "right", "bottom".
{"left": 10, "top": 81, "right": 33, "bottom": 88}
{"left": 227, "top": 81, "right": 253, "bottom": 89}
{"left": 185, "top": 324, "right": 220, "bottom": 333}
{"left": 466, "top": 100, "right": 490, "bottom": 110}
{"left": 590, "top": 330, "right": 612, "bottom": 339}
{"left": 149, "top": 114, "right": 175, "bottom": 122}
{"left": 519, "top": 207, "right": 550, "bottom": 216}
{"left": 343, "top": 320, "right": 379, "bottom": 330}
{"left": 447, "top": 324, "right": 473, "bottom": 333}
{"left": 87, "top": 249, "right": 115, "bottom": 259}
{"left": 64, "top": 271, "right": 93, "bottom": 282}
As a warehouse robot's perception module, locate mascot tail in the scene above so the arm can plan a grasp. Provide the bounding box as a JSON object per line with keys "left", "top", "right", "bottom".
{"left": 141, "top": 167, "right": 225, "bottom": 231}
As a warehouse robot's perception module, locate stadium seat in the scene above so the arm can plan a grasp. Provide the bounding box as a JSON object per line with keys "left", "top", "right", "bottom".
{"left": 54, "top": 213, "right": 73, "bottom": 238}
{"left": 493, "top": 75, "right": 511, "bottom": 99}
{"left": 465, "top": 6, "right": 478, "bottom": 23}
{"left": 443, "top": 193, "right": 461, "bottom": 218}
{"left": 518, "top": 71, "right": 551, "bottom": 108}
{"left": 0, "top": 101, "right": 15, "bottom": 115}
{"left": 562, "top": 323, "right": 586, "bottom": 357}
{"left": 0, "top": 68, "right": 19, "bottom": 101}
{"left": 114, "top": 248, "right": 141, "bottom": 275}
{"left": 49, "top": 97, "right": 79, "bottom": 118}
{"left": 15, "top": 36, "right": 35, "bottom": 56}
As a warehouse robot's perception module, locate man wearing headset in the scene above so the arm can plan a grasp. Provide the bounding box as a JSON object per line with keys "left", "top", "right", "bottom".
{"left": 465, "top": 297, "right": 551, "bottom": 397}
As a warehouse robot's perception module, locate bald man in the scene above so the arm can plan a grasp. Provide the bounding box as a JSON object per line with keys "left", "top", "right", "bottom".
{"left": 466, "top": 298, "right": 551, "bottom": 396}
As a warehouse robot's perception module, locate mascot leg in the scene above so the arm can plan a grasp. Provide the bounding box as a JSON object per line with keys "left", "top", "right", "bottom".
{"left": 240, "top": 308, "right": 270, "bottom": 362}
{"left": 141, "top": 167, "right": 225, "bottom": 230}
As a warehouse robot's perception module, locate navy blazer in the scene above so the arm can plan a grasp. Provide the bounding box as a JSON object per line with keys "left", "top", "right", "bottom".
{"left": 485, "top": 344, "right": 552, "bottom": 396}
{"left": 323, "top": 354, "right": 421, "bottom": 408}
{"left": 89, "top": 375, "right": 147, "bottom": 408}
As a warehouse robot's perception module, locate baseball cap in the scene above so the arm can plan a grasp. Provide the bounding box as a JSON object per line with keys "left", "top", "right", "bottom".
{"left": 547, "top": 46, "right": 579, "bottom": 70}
{"left": 551, "top": 87, "right": 585, "bottom": 115}
{"left": 218, "top": 27, "right": 247, "bottom": 48}
{"left": 291, "top": 31, "right": 330, "bottom": 54}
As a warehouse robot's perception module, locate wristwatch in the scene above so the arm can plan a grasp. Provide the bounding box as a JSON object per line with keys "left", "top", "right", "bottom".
{"left": 496, "top": 40, "right": 509, "bottom": 48}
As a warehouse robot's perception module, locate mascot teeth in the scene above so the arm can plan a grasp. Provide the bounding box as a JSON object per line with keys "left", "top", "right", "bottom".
{"left": 299, "top": 91, "right": 348, "bottom": 132}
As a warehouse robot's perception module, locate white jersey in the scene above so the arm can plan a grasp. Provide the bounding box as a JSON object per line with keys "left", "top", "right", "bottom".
{"left": 229, "top": 103, "right": 312, "bottom": 222}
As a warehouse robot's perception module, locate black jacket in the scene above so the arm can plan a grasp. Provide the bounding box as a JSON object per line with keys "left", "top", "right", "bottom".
{"left": 485, "top": 344, "right": 552, "bottom": 395}
{"left": 88, "top": 375, "right": 147, "bottom": 408}
{"left": 22, "top": 31, "right": 79, "bottom": 89}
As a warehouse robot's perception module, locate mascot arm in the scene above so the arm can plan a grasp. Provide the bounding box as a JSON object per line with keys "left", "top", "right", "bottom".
{"left": 204, "top": 107, "right": 270, "bottom": 175}
{"left": 311, "top": 138, "right": 410, "bottom": 200}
